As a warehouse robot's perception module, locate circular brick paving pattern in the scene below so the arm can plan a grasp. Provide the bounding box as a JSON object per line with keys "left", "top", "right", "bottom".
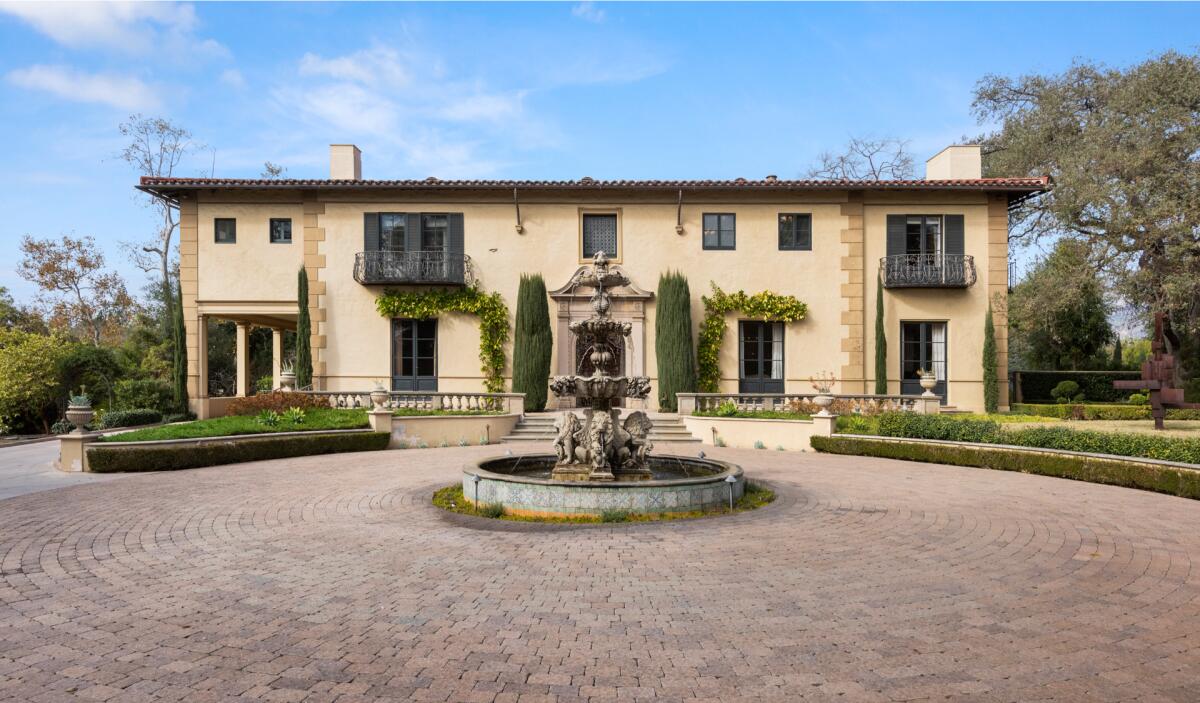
{"left": 2, "top": 445, "right": 1200, "bottom": 702}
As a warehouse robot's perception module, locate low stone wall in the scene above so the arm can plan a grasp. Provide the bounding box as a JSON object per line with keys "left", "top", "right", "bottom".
{"left": 682, "top": 415, "right": 836, "bottom": 451}
{"left": 387, "top": 413, "right": 520, "bottom": 448}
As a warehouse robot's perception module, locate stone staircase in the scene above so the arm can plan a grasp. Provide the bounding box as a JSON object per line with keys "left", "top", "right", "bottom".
{"left": 501, "top": 411, "right": 701, "bottom": 445}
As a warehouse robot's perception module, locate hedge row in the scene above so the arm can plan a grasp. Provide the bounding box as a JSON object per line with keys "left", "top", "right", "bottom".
{"left": 87, "top": 431, "right": 390, "bottom": 473}
{"left": 811, "top": 435, "right": 1200, "bottom": 500}
{"left": 870, "top": 412, "right": 1200, "bottom": 464}
{"left": 1013, "top": 371, "right": 1140, "bottom": 403}
{"left": 98, "top": 408, "right": 162, "bottom": 430}
{"left": 1011, "top": 403, "right": 1200, "bottom": 421}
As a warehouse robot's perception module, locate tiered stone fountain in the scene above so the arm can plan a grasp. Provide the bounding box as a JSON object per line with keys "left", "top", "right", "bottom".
{"left": 464, "top": 252, "right": 744, "bottom": 518}
{"left": 547, "top": 252, "right": 654, "bottom": 482}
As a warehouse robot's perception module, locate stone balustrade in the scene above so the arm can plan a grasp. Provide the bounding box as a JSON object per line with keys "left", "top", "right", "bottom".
{"left": 300, "top": 391, "right": 525, "bottom": 415}
{"left": 676, "top": 392, "right": 936, "bottom": 416}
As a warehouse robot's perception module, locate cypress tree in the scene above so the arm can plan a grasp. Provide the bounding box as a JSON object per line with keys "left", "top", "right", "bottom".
{"left": 1112, "top": 335, "right": 1123, "bottom": 369}
{"left": 295, "top": 267, "right": 313, "bottom": 389}
{"left": 511, "top": 274, "right": 552, "bottom": 410}
{"left": 874, "top": 281, "right": 887, "bottom": 395}
{"left": 655, "top": 271, "right": 697, "bottom": 411}
{"left": 983, "top": 300, "right": 999, "bottom": 413}
{"left": 171, "top": 279, "right": 188, "bottom": 413}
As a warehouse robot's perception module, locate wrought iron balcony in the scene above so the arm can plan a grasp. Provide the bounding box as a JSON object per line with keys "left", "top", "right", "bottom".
{"left": 880, "top": 254, "right": 976, "bottom": 289}
{"left": 353, "top": 250, "right": 473, "bottom": 286}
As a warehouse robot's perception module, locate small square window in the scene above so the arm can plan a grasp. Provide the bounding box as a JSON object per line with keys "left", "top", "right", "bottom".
{"left": 778, "top": 213, "right": 812, "bottom": 251}
{"left": 214, "top": 218, "right": 236, "bottom": 244}
{"left": 269, "top": 218, "right": 292, "bottom": 243}
{"left": 582, "top": 213, "right": 618, "bottom": 258}
{"left": 702, "top": 213, "right": 735, "bottom": 250}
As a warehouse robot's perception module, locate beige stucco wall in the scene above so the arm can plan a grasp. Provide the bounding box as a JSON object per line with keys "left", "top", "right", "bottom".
{"left": 187, "top": 188, "right": 1006, "bottom": 412}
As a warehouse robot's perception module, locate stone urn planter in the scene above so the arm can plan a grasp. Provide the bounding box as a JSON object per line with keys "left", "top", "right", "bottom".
{"left": 278, "top": 362, "right": 296, "bottom": 391}
{"left": 370, "top": 383, "right": 390, "bottom": 410}
{"left": 812, "top": 394, "right": 835, "bottom": 417}
{"left": 64, "top": 392, "right": 93, "bottom": 433}
{"left": 919, "top": 371, "right": 938, "bottom": 397}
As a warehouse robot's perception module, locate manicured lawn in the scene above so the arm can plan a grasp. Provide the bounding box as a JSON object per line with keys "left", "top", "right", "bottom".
{"left": 100, "top": 408, "right": 370, "bottom": 442}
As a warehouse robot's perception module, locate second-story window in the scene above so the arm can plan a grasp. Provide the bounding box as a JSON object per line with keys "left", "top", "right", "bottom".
{"left": 906, "top": 215, "right": 942, "bottom": 256}
{"left": 214, "top": 218, "right": 236, "bottom": 244}
{"left": 582, "top": 213, "right": 618, "bottom": 258}
{"left": 421, "top": 214, "right": 448, "bottom": 252}
{"left": 380, "top": 214, "right": 406, "bottom": 251}
{"left": 778, "top": 213, "right": 812, "bottom": 251}
{"left": 703, "top": 213, "right": 736, "bottom": 250}
{"left": 269, "top": 218, "right": 292, "bottom": 244}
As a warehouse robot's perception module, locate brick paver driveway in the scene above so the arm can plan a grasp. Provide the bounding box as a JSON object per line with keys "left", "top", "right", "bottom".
{"left": 2, "top": 444, "right": 1200, "bottom": 702}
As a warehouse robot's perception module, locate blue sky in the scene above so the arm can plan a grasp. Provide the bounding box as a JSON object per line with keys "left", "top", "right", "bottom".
{"left": 1, "top": 1, "right": 1197, "bottom": 302}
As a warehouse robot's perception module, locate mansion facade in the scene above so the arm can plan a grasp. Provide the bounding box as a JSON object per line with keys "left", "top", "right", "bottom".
{"left": 138, "top": 144, "right": 1046, "bottom": 417}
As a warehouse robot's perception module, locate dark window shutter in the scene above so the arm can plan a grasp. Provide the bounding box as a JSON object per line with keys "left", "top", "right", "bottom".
{"left": 886, "top": 215, "right": 906, "bottom": 258}
{"left": 943, "top": 215, "right": 964, "bottom": 257}
{"left": 363, "top": 213, "right": 379, "bottom": 251}
{"left": 448, "top": 213, "right": 464, "bottom": 256}
{"left": 405, "top": 213, "right": 422, "bottom": 253}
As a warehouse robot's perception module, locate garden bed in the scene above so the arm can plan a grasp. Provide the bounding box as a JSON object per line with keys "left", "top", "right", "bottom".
{"left": 838, "top": 412, "right": 1200, "bottom": 464}
{"left": 87, "top": 430, "right": 391, "bottom": 473}
{"left": 811, "top": 434, "right": 1200, "bottom": 500}
{"left": 1011, "top": 403, "right": 1200, "bottom": 421}
{"left": 98, "top": 408, "right": 370, "bottom": 442}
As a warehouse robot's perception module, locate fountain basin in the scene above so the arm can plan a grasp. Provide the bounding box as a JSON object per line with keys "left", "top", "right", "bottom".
{"left": 463, "top": 454, "right": 744, "bottom": 517}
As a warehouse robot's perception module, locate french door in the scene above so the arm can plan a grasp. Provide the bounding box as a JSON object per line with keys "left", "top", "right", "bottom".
{"left": 392, "top": 319, "right": 438, "bottom": 391}
{"left": 738, "top": 321, "right": 784, "bottom": 393}
{"left": 900, "top": 321, "right": 946, "bottom": 401}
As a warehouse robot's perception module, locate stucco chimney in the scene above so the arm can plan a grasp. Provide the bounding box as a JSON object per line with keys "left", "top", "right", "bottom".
{"left": 925, "top": 145, "right": 981, "bottom": 180}
{"left": 330, "top": 144, "right": 362, "bottom": 180}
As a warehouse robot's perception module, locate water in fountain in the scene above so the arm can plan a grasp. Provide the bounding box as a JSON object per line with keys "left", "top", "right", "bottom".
{"left": 548, "top": 251, "right": 654, "bottom": 481}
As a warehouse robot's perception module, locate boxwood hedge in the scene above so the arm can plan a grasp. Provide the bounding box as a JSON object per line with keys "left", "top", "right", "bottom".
{"left": 98, "top": 408, "right": 163, "bottom": 429}
{"left": 1011, "top": 403, "right": 1200, "bottom": 421}
{"left": 811, "top": 435, "right": 1200, "bottom": 500}
{"left": 87, "top": 431, "right": 390, "bottom": 473}
{"left": 876, "top": 413, "right": 1002, "bottom": 443}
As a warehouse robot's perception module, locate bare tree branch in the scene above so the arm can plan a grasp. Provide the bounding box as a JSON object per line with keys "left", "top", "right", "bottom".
{"left": 806, "top": 137, "right": 915, "bottom": 180}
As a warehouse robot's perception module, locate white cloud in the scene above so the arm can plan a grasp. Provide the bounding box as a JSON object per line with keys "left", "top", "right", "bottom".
{"left": 6, "top": 64, "right": 160, "bottom": 110}
{"left": 0, "top": 1, "right": 228, "bottom": 58}
{"left": 571, "top": 2, "right": 606, "bottom": 23}
{"left": 219, "top": 68, "right": 246, "bottom": 89}
{"left": 299, "top": 47, "right": 412, "bottom": 87}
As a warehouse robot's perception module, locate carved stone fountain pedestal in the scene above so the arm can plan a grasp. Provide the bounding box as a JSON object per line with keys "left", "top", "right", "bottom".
{"left": 548, "top": 252, "right": 654, "bottom": 482}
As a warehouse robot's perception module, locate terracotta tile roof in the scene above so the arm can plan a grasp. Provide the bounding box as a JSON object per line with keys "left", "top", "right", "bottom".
{"left": 139, "top": 175, "right": 1048, "bottom": 192}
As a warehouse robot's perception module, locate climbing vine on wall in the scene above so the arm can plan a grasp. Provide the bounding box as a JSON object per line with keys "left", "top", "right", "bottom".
{"left": 375, "top": 287, "right": 510, "bottom": 393}
{"left": 697, "top": 283, "right": 809, "bottom": 393}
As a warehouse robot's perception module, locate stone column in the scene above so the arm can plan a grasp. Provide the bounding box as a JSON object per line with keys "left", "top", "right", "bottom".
{"left": 812, "top": 414, "right": 837, "bottom": 437}
{"left": 196, "top": 314, "right": 208, "bottom": 399}
{"left": 271, "top": 328, "right": 283, "bottom": 390}
{"left": 57, "top": 433, "right": 96, "bottom": 472}
{"left": 235, "top": 322, "right": 251, "bottom": 397}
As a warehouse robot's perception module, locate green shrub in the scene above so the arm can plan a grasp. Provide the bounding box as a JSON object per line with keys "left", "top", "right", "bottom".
{"left": 98, "top": 408, "right": 162, "bottom": 429}
{"left": 281, "top": 407, "right": 306, "bottom": 424}
{"left": 1015, "top": 371, "right": 1139, "bottom": 403}
{"left": 162, "top": 412, "right": 196, "bottom": 424}
{"left": 875, "top": 412, "right": 1001, "bottom": 443}
{"left": 600, "top": 509, "right": 630, "bottom": 523}
{"left": 810, "top": 435, "right": 1200, "bottom": 500}
{"left": 113, "top": 379, "right": 173, "bottom": 413}
{"left": 87, "top": 431, "right": 390, "bottom": 473}
{"left": 511, "top": 273, "right": 553, "bottom": 411}
{"left": 714, "top": 401, "right": 739, "bottom": 417}
{"left": 257, "top": 410, "right": 281, "bottom": 427}
{"left": 1127, "top": 393, "right": 1149, "bottom": 405}
{"left": 479, "top": 502, "right": 506, "bottom": 518}
{"left": 255, "top": 376, "right": 274, "bottom": 393}
{"left": 1011, "top": 403, "right": 1153, "bottom": 421}
{"left": 1051, "top": 380, "right": 1083, "bottom": 403}
{"left": 837, "top": 414, "right": 879, "bottom": 435}
{"left": 50, "top": 418, "right": 75, "bottom": 435}
{"left": 1003, "top": 426, "right": 1200, "bottom": 465}
{"left": 655, "top": 271, "right": 697, "bottom": 410}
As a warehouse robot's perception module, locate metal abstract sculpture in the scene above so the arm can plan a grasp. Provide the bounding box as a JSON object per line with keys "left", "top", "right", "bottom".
{"left": 550, "top": 252, "right": 654, "bottom": 480}
{"left": 1114, "top": 312, "right": 1200, "bottom": 430}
